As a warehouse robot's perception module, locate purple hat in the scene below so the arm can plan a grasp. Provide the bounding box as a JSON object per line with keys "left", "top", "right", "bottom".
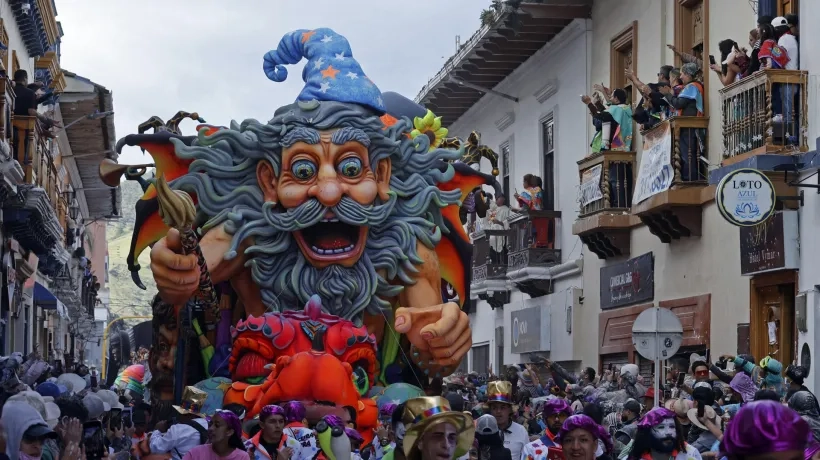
{"left": 259, "top": 405, "right": 286, "bottom": 422}
{"left": 282, "top": 401, "right": 306, "bottom": 424}
{"left": 345, "top": 427, "right": 364, "bottom": 444}
{"left": 638, "top": 407, "right": 676, "bottom": 428}
{"left": 722, "top": 401, "right": 810, "bottom": 456}
{"left": 806, "top": 440, "right": 820, "bottom": 460}
{"left": 543, "top": 398, "right": 572, "bottom": 417}
{"left": 214, "top": 410, "right": 243, "bottom": 441}
{"left": 556, "top": 414, "right": 613, "bottom": 453}
{"left": 730, "top": 372, "right": 757, "bottom": 403}
{"left": 380, "top": 403, "right": 398, "bottom": 418}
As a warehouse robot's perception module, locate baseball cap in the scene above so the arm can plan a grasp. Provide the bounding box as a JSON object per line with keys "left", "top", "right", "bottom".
{"left": 772, "top": 16, "right": 789, "bottom": 27}
{"left": 23, "top": 423, "right": 58, "bottom": 440}
{"left": 36, "top": 382, "right": 62, "bottom": 399}
{"left": 476, "top": 414, "right": 499, "bottom": 436}
{"left": 83, "top": 394, "right": 109, "bottom": 419}
{"left": 623, "top": 399, "right": 642, "bottom": 414}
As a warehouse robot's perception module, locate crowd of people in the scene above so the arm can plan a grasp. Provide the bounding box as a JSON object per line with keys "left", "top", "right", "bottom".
{"left": 0, "top": 346, "right": 819, "bottom": 460}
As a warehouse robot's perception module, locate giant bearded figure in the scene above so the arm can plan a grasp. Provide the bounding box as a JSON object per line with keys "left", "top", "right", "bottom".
{"left": 137, "top": 28, "right": 485, "bottom": 383}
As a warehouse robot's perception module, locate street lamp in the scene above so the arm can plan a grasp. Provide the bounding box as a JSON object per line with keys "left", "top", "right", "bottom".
{"left": 60, "top": 110, "right": 114, "bottom": 133}
{"left": 69, "top": 198, "right": 79, "bottom": 220}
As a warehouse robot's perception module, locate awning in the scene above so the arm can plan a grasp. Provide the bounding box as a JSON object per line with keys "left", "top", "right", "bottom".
{"left": 34, "top": 282, "right": 69, "bottom": 318}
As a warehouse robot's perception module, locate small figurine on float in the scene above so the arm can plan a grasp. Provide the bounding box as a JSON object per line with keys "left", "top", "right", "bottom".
{"left": 112, "top": 27, "right": 500, "bottom": 435}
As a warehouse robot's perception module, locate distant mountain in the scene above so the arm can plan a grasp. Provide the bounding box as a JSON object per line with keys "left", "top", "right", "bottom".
{"left": 106, "top": 179, "right": 155, "bottom": 317}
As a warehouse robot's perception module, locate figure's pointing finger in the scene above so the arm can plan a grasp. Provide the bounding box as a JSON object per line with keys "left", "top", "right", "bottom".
{"left": 419, "top": 303, "right": 460, "bottom": 340}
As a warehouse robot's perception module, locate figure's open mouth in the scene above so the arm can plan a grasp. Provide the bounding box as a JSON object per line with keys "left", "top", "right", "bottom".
{"left": 294, "top": 212, "right": 367, "bottom": 265}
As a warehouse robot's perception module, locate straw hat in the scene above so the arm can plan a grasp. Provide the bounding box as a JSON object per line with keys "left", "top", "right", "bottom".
{"left": 485, "top": 381, "right": 516, "bottom": 409}
{"left": 172, "top": 386, "right": 208, "bottom": 417}
{"left": 687, "top": 406, "right": 717, "bottom": 431}
{"left": 664, "top": 398, "right": 692, "bottom": 424}
{"left": 402, "top": 396, "right": 475, "bottom": 457}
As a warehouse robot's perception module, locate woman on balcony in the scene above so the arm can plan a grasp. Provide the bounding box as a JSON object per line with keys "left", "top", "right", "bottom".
{"left": 710, "top": 39, "right": 750, "bottom": 86}
{"left": 581, "top": 89, "right": 633, "bottom": 153}
{"left": 659, "top": 63, "right": 705, "bottom": 181}
{"left": 513, "top": 174, "right": 543, "bottom": 211}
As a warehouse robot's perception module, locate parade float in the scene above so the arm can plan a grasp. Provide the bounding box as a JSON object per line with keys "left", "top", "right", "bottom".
{"left": 102, "top": 28, "right": 501, "bottom": 437}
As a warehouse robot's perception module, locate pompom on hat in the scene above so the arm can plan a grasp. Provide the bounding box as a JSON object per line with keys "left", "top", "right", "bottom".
{"left": 402, "top": 396, "right": 474, "bottom": 458}
{"left": 721, "top": 400, "right": 810, "bottom": 456}
{"left": 263, "top": 28, "right": 385, "bottom": 114}
{"left": 556, "top": 414, "right": 613, "bottom": 453}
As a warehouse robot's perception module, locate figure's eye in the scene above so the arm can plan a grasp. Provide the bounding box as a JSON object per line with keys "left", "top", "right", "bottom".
{"left": 337, "top": 157, "right": 362, "bottom": 178}
{"left": 291, "top": 160, "right": 317, "bottom": 180}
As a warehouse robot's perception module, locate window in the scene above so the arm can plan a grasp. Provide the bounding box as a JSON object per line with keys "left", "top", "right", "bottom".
{"left": 610, "top": 22, "right": 638, "bottom": 106}
{"left": 0, "top": 21, "right": 7, "bottom": 73}
{"left": 11, "top": 51, "right": 18, "bottom": 77}
{"left": 471, "top": 344, "right": 490, "bottom": 374}
{"left": 501, "top": 142, "right": 511, "bottom": 200}
{"left": 674, "top": 0, "right": 708, "bottom": 112}
{"left": 779, "top": 0, "right": 798, "bottom": 15}
{"left": 541, "top": 116, "right": 555, "bottom": 210}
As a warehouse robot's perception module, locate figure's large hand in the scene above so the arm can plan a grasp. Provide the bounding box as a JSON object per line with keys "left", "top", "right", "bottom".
{"left": 150, "top": 228, "right": 199, "bottom": 305}
{"left": 394, "top": 303, "right": 471, "bottom": 375}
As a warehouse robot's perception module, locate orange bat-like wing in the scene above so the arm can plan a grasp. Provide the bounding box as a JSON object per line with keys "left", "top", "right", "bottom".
{"left": 436, "top": 161, "right": 501, "bottom": 309}
{"left": 115, "top": 127, "right": 224, "bottom": 288}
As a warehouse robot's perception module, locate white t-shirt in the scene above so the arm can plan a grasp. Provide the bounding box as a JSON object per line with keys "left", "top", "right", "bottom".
{"left": 778, "top": 33, "right": 799, "bottom": 70}
{"left": 500, "top": 421, "right": 529, "bottom": 460}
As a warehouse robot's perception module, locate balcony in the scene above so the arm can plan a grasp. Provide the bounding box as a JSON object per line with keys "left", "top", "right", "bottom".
{"left": 631, "top": 117, "right": 712, "bottom": 244}
{"left": 0, "top": 77, "right": 20, "bottom": 199}
{"left": 470, "top": 230, "right": 510, "bottom": 309}
{"left": 720, "top": 70, "right": 808, "bottom": 164}
{"left": 4, "top": 115, "right": 65, "bottom": 263}
{"left": 573, "top": 150, "right": 640, "bottom": 259}
{"left": 35, "top": 51, "right": 66, "bottom": 93}
{"left": 506, "top": 210, "right": 561, "bottom": 297}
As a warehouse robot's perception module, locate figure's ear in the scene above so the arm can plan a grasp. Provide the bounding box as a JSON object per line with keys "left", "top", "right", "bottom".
{"left": 374, "top": 158, "right": 392, "bottom": 201}
{"left": 257, "top": 161, "right": 279, "bottom": 204}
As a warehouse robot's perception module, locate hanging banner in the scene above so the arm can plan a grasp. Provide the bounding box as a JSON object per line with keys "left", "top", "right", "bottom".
{"left": 632, "top": 121, "right": 673, "bottom": 204}
{"left": 579, "top": 164, "right": 604, "bottom": 206}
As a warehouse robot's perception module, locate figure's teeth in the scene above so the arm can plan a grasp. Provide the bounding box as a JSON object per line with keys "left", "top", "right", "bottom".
{"left": 333, "top": 248, "right": 344, "bottom": 254}
{"left": 320, "top": 218, "right": 340, "bottom": 223}
{"left": 345, "top": 245, "right": 354, "bottom": 252}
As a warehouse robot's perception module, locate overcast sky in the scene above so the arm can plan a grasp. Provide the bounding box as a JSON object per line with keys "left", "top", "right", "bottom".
{"left": 56, "top": 0, "right": 483, "bottom": 165}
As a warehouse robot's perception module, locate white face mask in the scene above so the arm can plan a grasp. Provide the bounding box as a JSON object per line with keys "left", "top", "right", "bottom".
{"left": 395, "top": 422, "right": 406, "bottom": 442}
{"left": 651, "top": 419, "right": 677, "bottom": 440}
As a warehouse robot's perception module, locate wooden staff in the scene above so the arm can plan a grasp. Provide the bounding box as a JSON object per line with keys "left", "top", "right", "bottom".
{"left": 155, "top": 175, "right": 219, "bottom": 323}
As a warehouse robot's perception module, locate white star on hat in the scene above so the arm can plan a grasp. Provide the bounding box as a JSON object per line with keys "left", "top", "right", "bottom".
{"left": 319, "top": 82, "right": 331, "bottom": 93}
{"left": 377, "top": 96, "right": 384, "bottom": 106}
{"left": 334, "top": 52, "right": 346, "bottom": 61}
{"left": 321, "top": 35, "right": 333, "bottom": 43}
{"left": 313, "top": 57, "right": 325, "bottom": 70}
{"left": 346, "top": 72, "right": 358, "bottom": 80}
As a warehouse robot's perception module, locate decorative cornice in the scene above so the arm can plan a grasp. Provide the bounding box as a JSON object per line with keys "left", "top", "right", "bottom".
{"left": 494, "top": 111, "right": 516, "bottom": 132}
{"left": 534, "top": 79, "right": 560, "bottom": 104}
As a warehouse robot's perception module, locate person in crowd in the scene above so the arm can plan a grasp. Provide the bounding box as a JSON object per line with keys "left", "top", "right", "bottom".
{"left": 280, "top": 401, "right": 318, "bottom": 458}
{"left": 473, "top": 414, "right": 511, "bottom": 460}
{"left": 246, "top": 405, "right": 285, "bottom": 460}
{"left": 758, "top": 357, "right": 785, "bottom": 398}
{"left": 521, "top": 399, "right": 573, "bottom": 459}
{"left": 1, "top": 401, "right": 69, "bottom": 460}
{"left": 487, "top": 194, "right": 510, "bottom": 263}
{"left": 667, "top": 44, "right": 703, "bottom": 69}
{"left": 786, "top": 365, "right": 819, "bottom": 409}
{"left": 149, "top": 387, "right": 209, "bottom": 460}
{"left": 183, "top": 410, "right": 248, "bottom": 460}
{"left": 614, "top": 399, "right": 642, "bottom": 448}
{"left": 772, "top": 16, "right": 798, "bottom": 69}
{"left": 785, "top": 14, "right": 798, "bottom": 41}
{"left": 623, "top": 407, "right": 701, "bottom": 460}
{"left": 710, "top": 39, "right": 750, "bottom": 86}
{"left": 659, "top": 62, "right": 705, "bottom": 181}
{"left": 721, "top": 401, "right": 808, "bottom": 460}
{"left": 557, "top": 415, "right": 613, "bottom": 460}
{"left": 486, "top": 381, "right": 528, "bottom": 460}
{"left": 402, "top": 397, "right": 474, "bottom": 460}
{"left": 581, "top": 88, "right": 633, "bottom": 152}
{"left": 513, "top": 174, "right": 543, "bottom": 212}
{"left": 686, "top": 401, "right": 720, "bottom": 454}
{"left": 788, "top": 391, "right": 820, "bottom": 443}
{"left": 758, "top": 23, "right": 790, "bottom": 70}
{"left": 383, "top": 402, "right": 409, "bottom": 460}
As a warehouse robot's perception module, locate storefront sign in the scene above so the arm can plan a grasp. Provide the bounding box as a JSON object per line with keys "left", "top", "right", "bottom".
{"left": 510, "top": 305, "right": 550, "bottom": 354}
{"left": 579, "top": 164, "right": 604, "bottom": 206}
{"left": 716, "top": 168, "right": 776, "bottom": 227}
{"left": 600, "top": 252, "right": 654, "bottom": 310}
{"left": 632, "top": 121, "right": 673, "bottom": 204}
{"left": 740, "top": 211, "right": 799, "bottom": 275}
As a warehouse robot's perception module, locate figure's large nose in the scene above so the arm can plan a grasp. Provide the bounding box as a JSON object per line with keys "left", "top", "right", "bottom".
{"left": 310, "top": 164, "right": 344, "bottom": 207}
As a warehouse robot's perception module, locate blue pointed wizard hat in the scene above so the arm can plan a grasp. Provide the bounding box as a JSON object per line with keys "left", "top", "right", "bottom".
{"left": 263, "top": 28, "right": 385, "bottom": 114}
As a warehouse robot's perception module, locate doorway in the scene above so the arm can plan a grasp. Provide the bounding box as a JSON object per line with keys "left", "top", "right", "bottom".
{"left": 750, "top": 271, "right": 797, "bottom": 367}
